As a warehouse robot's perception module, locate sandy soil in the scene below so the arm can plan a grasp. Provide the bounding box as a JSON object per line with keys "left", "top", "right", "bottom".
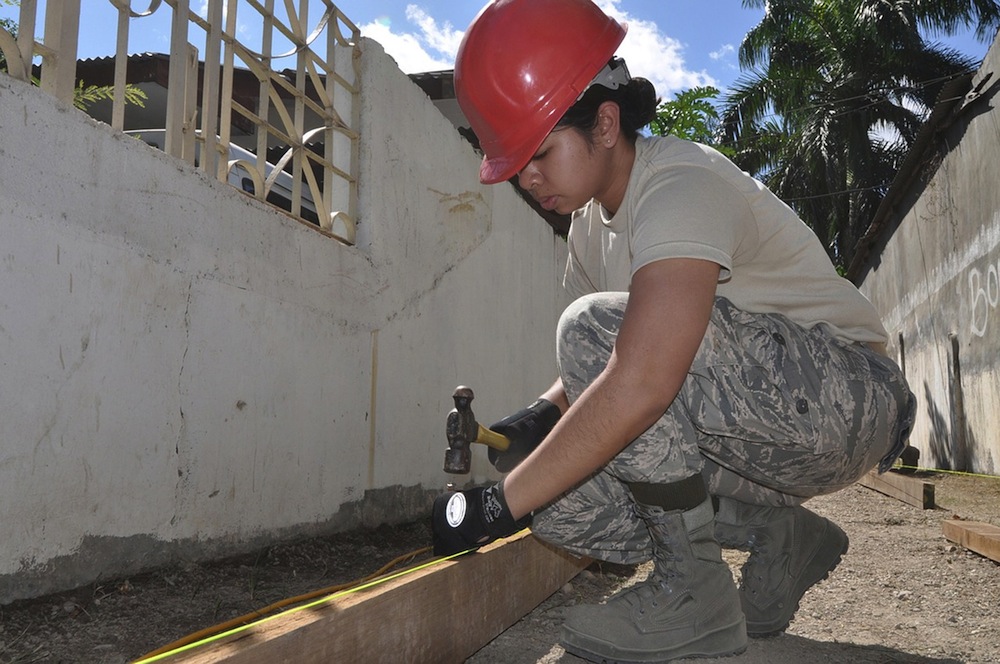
{"left": 0, "top": 471, "right": 998, "bottom": 664}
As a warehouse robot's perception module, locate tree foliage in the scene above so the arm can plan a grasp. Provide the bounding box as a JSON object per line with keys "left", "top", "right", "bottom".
{"left": 0, "top": 13, "right": 15, "bottom": 73}
{"left": 720, "top": 0, "right": 1000, "bottom": 269}
{"left": 73, "top": 80, "right": 147, "bottom": 111}
{"left": 650, "top": 86, "right": 736, "bottom": 157}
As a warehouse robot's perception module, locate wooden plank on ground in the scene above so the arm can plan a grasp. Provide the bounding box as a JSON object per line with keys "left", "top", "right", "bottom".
{"left": 857, "top": 469, "right": 935, "bottom": 509}
{"left": 160, "top": 530, "right": 589, "bottom": 664}
{"left": 942, "top": 519, "right": 1000, "bottom": 563}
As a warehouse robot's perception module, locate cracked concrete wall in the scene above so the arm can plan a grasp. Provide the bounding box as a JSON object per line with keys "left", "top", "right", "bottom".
{"left": 0, "top": 37, "right": 571, "bottom": 604}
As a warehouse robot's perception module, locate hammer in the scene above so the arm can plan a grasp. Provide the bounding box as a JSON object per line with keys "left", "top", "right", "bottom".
{"left": 443, "top": 385, "right": 510, "bottom": 474}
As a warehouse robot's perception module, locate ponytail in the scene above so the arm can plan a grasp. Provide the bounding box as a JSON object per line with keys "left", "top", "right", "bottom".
{"left": 556, "top": 64, "right": 659, "bottom": 144}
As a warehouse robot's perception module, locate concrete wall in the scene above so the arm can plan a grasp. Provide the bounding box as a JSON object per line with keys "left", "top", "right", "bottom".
{"left": 0, "top": 37, "right": 572, "bottom": 604}
{"left": 856, "top": 39, "right": 1000, "bottom": 475}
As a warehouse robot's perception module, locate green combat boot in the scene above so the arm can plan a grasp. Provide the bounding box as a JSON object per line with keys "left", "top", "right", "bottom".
{"left": 561, "top": 497, "right": 747, "bottom": 663}
{"left": 714, "top": 498, "right": 849, "bottom": 637}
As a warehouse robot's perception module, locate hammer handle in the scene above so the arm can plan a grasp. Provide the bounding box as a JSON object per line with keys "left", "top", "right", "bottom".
{"left": 476, "top": 425, "right": 510, "bottom": 452}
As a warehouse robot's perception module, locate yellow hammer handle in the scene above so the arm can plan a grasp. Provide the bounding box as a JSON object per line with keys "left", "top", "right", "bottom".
{"left": 475, "top": 425, "right": 510, "bottom": 452}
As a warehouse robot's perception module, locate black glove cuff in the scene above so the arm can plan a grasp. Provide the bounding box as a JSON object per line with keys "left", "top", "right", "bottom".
{"left": 482, "top": 480, "right": 531, "bottom": 537}
{"left": 487, "top": 398, "right": 561, "bottom": 473}
{"left": 521, "top": 398, "right": 562, "bottom": 434}
{"left": 491, "top": 398, "right": 562, "bottom": 446}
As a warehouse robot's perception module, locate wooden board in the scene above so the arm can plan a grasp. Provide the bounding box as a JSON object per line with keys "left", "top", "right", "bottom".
{"left": 159, "top": 531, "right": 589, "bottom": 664}
{"left": 942, "top": 519, "right": 1000, "bottom": 563}
{"left": 857, "top": 469, "right": 935, "bottom": 509}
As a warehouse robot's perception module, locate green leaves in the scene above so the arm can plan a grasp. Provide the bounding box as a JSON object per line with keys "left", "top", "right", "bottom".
{"left": 650, "top": 86, "right": 735, "bottom": 157}
{"left": 72, "top": 80, "right": 148, "bottom": 111}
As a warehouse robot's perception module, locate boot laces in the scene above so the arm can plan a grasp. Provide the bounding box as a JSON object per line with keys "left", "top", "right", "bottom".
{"left": 742, "top": 532, "right": 777, "bottom": 599}
{"left": 622, "top": 571, "right": 682, "bottom": 614}
{"left": 614, "top": 541, "right": 684, "bottom": 615}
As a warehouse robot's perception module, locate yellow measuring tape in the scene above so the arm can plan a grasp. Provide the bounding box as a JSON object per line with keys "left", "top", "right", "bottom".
{"left": 894, "top": 465, "right": 1000, "bottom": 481}
{"left": 133, "top": 545, "right": 466, "bottom": 663}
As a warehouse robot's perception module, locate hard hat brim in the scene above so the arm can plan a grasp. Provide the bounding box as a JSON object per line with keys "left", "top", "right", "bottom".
{"left": 479, "top": 152, "right": 524, "bottom": 185}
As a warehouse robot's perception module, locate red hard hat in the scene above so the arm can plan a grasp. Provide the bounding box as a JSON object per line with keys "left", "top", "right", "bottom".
{"left": 455, "top": 0, "right": 627, "bottom": 184}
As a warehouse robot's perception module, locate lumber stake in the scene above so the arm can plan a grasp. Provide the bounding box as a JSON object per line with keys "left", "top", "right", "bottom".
{"left": 942, "top": 519, "right": 1000, "bottom": 564}
{"left": 160, "top": 530, "right": 589, "bottom": 664}
{"left": 857, "top": 469, "right": 935, "bottom": 509}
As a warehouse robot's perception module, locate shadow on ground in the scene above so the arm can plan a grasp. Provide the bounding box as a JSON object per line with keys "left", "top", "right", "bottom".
{"left": 473, "top": 623, "right": 964, "bottom": 664}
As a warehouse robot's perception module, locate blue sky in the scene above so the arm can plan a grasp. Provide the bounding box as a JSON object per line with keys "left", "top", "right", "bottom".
{"left": 1, "top": 1, "right": 993, "bottom": 99}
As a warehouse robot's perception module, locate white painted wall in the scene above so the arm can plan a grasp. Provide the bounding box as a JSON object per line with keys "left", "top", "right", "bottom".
{"left": 0, "top": 37, "right": 572, "bottom": 603}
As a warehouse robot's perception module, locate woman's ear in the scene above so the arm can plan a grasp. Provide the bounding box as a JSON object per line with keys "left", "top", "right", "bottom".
{"left": 595, "top": 100, "right": 622, "bottom": 148}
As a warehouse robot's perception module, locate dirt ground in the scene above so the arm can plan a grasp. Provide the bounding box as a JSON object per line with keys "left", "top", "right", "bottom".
{"left": 0, "top": 471, "right": 998, "bottom": 664}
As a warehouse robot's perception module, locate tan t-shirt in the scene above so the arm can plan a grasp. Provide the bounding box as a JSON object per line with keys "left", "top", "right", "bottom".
{"left": 563, "top": 135, "right": 888, "bottom": 344}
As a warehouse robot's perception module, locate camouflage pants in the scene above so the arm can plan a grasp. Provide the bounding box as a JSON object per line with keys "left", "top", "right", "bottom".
{"left": 532, "top": 293, "right": 915, "bottom": 564}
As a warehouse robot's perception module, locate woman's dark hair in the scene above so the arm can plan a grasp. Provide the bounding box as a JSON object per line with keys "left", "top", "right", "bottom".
{"left": 556, "top": 63, "right": 658, "bottom": 144}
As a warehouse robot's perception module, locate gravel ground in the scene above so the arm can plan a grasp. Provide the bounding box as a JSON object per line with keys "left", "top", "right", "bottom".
{"left": 0, "top": 471, "right": 997, "bottom": 663}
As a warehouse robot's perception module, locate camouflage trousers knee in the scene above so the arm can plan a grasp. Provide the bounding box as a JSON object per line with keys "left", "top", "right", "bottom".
{"left": 532, "top": 293, "right": 915, "bottom": 564}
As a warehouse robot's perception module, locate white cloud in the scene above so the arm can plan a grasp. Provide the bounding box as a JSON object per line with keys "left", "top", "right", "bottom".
{"left": 358, "top": 0, "right": 713, "bottom": 95}
{"left": 357, "top": 4, "right": 460, "bottom": 74}
{"left": 710, "top": 44, "right": 736, "bottom": 61}
{"left": 404, "top": 5, "right": 464, "bottom": 59}
{"left": 359, "top": 21, "right": 453, "bottom": 73}
{"left": 595, "top": 0, "right": 715, "bottom": 96}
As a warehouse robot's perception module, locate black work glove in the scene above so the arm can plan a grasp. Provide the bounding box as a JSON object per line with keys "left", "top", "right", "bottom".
{"left": 431, "top": 481, "right": 530, "bottom": 556}
{"left": 487, "top": 398, "right": 562, "bottom": 472}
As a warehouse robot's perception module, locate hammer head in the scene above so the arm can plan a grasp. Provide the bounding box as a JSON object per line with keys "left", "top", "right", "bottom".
{"left": 444, "top": 385, "right": 476, "bottom": 474}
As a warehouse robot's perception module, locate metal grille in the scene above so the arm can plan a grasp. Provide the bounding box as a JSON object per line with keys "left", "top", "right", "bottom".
{"left": 0, "top": 0, "right": 361, "bottom": 244}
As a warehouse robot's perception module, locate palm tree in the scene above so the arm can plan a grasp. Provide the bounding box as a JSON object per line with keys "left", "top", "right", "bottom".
{"left": 720, "top": 0, "right": 1000, "bottom": 269}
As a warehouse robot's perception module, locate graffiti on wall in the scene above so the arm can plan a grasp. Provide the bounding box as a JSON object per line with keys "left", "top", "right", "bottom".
{"left": 966, "top": 214, "right": 1000, "bottom": 337}
{"left": 969, "top": 257, "right": 1000, "bottom": 337}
